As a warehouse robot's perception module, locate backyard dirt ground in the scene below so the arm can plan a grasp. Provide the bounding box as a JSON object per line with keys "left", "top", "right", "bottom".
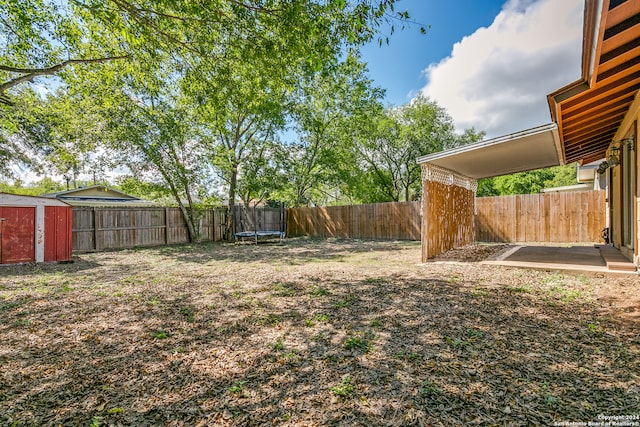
{"left": 0, "top": 238, "right": 639, "bottom": 426}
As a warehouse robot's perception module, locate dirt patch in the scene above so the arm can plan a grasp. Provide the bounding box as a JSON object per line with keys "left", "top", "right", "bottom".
{"left": 429, "top": 243, "right": 511, "bottom": 263}
{"left": 1, "top": 238, "right": 638, "bottom": 426}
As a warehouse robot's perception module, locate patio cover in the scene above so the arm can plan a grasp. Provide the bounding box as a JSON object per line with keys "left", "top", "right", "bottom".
{"left": 416, "top": 123, "right": 563, "bottom": 179}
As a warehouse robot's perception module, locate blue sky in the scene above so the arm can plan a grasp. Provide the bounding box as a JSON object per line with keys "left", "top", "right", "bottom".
{"left": 360, "top": 0, "right": 505, "bottom": 106}
{"left": 358, "top": 0, "right": 584, "bottom": 138}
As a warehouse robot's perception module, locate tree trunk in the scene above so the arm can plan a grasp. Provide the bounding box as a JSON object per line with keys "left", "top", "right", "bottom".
{"left": 225, "top": 166, "right": 238, "bottom": 242}
{"left": 179, "top": 204, "right": 199, "bottom": 243}
{"left": 162, "top": 174, "right": 199, "bottom": 243}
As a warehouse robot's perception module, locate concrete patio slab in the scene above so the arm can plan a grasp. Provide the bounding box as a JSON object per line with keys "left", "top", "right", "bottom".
{"left": 482, "top": 244, "right": 636, "bottom": 274}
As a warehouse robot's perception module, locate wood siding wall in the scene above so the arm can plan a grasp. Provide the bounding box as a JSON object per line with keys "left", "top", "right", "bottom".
{"left": 475, "top": 190, "right": 606, "bottom": 243}
{"left": 287, "top": 202, "right": 421, "bottom": 241}
{"left": 422, "top": 181, "right": 475, "bottom": 261}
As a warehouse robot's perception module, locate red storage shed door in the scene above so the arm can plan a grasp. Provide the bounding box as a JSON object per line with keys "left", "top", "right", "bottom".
{"left": 44, "top": 206, "right": 73, "bottom": 262}
{"left": 0, "top": 206, "right": 36, "bottom": 264}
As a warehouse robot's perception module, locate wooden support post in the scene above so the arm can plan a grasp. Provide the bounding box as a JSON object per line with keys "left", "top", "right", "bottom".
{"left": 93, "top": 207, "right": 100, "bottom": 251}
{"left": 165, "top": 207, "right": 170, "bottom": 244}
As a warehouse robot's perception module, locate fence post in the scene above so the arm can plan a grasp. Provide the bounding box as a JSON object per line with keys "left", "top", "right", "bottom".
{"left": 92, "top": 207, "right": 97, "bottom": 251}
{"left": 213, "top": 207, "right": 217, "bottom": 241}
{"left": 164, "top": 207, "right": 169, "bottom": 245}
{"left": 93, "top": 207, "right": 101, "bottom": 251}
{"left": 281, "top": 202, "right": 286, "bottom": 234}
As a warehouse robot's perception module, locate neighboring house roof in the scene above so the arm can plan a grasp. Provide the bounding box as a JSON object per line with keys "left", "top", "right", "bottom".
{"left": 547, "top": 0, "right": 640, "bottom": 165}
{"left": 416, "top": 123, "right": 563, "bottom": 179}
{"left": 43, "top": 185, "right": 154, "bottom": 207}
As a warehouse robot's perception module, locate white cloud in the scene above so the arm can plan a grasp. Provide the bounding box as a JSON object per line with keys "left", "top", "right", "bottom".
{"left": 420, "top": 0, "right": 583, "bottom": 138}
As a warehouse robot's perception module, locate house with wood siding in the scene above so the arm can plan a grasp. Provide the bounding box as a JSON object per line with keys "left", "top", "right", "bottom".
{"left": 417, "top": 0, "right": 640, "bottom": 267}
{"left": 548, "top": 0, "right": 640, "bottom": 265}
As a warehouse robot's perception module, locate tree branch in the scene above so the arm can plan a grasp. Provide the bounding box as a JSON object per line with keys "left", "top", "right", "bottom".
{"left": 0, "top": 55, "right": 129, "bottom": 105}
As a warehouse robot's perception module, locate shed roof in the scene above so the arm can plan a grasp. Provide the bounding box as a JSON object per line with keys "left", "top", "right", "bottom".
{"left": 0, "top": 192, "right": 70, "bottom": 207}
{"left": 416, "top": 123, "right": 562, "bottom": 179}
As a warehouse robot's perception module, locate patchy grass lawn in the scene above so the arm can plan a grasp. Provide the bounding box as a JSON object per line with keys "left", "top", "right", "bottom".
{"left": 0, "top": 238, "right": 638, "bottom": 426}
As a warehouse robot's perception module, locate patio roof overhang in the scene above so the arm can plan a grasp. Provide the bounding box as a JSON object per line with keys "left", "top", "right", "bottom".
{"left": 416, "top": 123, "right": 562, "bottom": 180}
{"left": 548, "top": 0, "right": 640, "bottom": 165}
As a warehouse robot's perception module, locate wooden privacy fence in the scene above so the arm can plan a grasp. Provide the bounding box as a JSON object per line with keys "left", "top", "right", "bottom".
{"left": 287, "top": 202, "right": 421, "bottom": 240}
{"left": 475, "top": 190, "right": 606, "bottom": 243}
{"left": 71, "top": 192, "right": 605, "bottom": 251}
{"left": 72, "top": 207, "right": 225, "bottom": 251}
{"left": 72, "top": 206, "right": 287, "bottom": 252}
{"left": 287, "top": 190, "right": 606, "bottom": 245}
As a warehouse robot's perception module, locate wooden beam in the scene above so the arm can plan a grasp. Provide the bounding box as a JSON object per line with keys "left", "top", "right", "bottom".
{"left": 561, "top": 71, "right": 640, "bottom": 110}
{"left": 602, "top": 19, "right": 640, "bottom": 52}
{"left": 597, "top": 46, "right": 640, "bottom": 77}
{"left": 561, "top": 99, "right": 631, "bottom": 127}
{"left": 605, "top": 0, "right": 640, "bottom": 28}
{"left": 563, "top": 111, "right": 627, "bottom": 139}
{"left": 563, "top": 123, "right": 619, "bottom": 145}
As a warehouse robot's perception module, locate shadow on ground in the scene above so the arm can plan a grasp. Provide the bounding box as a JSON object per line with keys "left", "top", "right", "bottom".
{"left": 0, "top": 240, "right": 638, "bottom": 426}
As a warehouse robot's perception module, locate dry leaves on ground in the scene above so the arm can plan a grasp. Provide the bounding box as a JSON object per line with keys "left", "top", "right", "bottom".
{"left": 0, "top": 238, "right": 638, "bottom": 426}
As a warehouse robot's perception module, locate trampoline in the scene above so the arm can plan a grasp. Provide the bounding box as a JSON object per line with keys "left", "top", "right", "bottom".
{"left": 234, "top": 230, "right": 285, "bottom": 244}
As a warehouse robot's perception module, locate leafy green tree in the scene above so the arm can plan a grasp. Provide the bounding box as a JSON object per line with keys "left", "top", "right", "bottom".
{"left": 181, "top": 2, "right": 416, "bottom": 235}
{"left": 0, "top": 176, "right": 64, "bottom": 195}
{"left": 477, "top": 164, "right": 578, "bottom": 196}
{"left": 0, "top": 87, "right": 100, "bottom": 182}
{"left": 187, "top": 51, "right": 288, "bottom": 239}
{"left": 105, "top": 94, "right": 210, "bottom": 242}
{"left": 0, "top": 0, "right": 129, "bottom": 106}
{"left": 351, "top": 95, "right": 484, "bottom": 202}
{"left": 236, "top": 142, "right": 284, "bottom": 208}
{"left": 280, "top": 55, "right": 384, "bottom": 207}
{"left": 493, "top": 170, "right": 555, "bottom": 195}
{"left": 543, "top": 164, "right": 578, "bottom": 189}
{"left": 2, "top": 0, "right": 419, "bottom": 105}
{"left": 115, "top": 176, "right": 174, "bottom": 203}
{"left": 1, "top": 0, "right": 423, "bottom": 237}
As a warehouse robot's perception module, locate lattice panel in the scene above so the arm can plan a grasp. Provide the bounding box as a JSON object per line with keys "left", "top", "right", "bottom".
{"left": 421, "top": 163, "right": 477, "bottom": 193}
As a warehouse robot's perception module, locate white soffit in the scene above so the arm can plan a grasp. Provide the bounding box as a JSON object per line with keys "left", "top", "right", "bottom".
{"left": 416, "top": 123, "right": 562, "bottom": 179}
